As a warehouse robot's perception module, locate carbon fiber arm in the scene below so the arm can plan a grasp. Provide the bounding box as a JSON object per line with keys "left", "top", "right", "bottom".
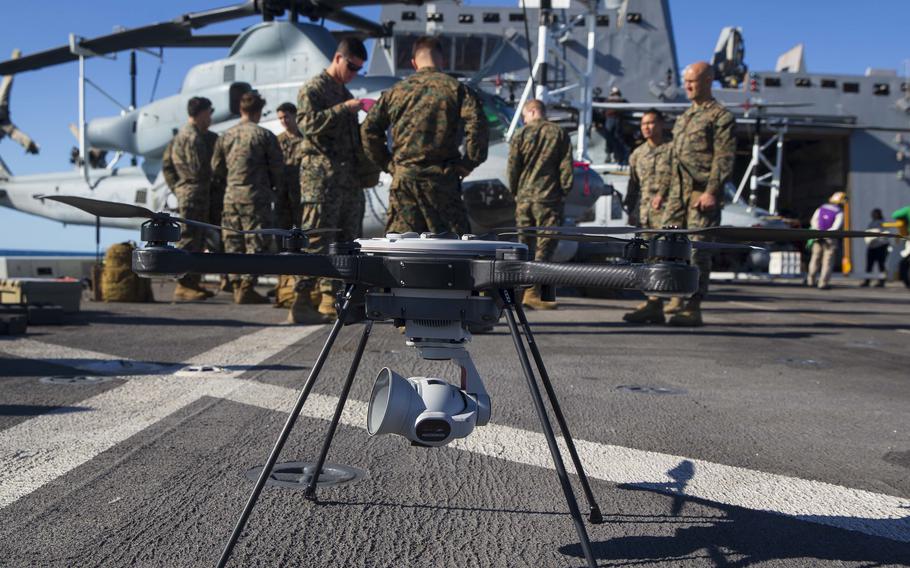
{"left": 479, "top": 260, "right": 699, "bottom": 297}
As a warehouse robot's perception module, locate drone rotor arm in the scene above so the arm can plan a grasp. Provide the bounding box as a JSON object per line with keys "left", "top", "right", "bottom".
{"left": 482, "top": 260, "right": 699, "bottom": 298}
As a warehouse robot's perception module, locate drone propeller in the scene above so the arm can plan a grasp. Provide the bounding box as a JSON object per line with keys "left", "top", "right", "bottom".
{"left": 501, "top": 230, "right": 762, "bottom": 251}
{"left": 499, "top": 225, "right": 905, "bottom": 242}
{"left": 41, "top": 195, "right": 336, "bottom": 238}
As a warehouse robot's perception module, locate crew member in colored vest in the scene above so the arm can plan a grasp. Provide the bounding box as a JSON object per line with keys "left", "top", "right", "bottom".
{"left": 807, "top": 191, "right": 845, "bottom": 290}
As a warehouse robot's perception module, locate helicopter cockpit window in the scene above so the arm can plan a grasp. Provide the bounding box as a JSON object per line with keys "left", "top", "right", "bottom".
{"left": 395, "top": 36, "right": 417, "bottom": 70}
{"left": 454, "top": 37, "right": 483, "bottom": 72}
{"left": 477, "top": 92, "right": 514, "bottom": 143}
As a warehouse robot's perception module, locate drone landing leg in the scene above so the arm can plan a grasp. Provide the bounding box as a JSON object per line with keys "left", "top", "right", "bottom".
{"left": 512, "top": 300, "right": 604, "bottom": 525}
{"left": 500, "top": 290, "right": 599, "bottom": 568}
{"left": 216, "top": 284, "right": 358, "bottom": 568}
{"left": 304, "top": 319, "right": 374, "bottom": 501}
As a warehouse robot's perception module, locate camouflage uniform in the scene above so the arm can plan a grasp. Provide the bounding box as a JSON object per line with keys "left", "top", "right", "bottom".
{"left": 161, "top": 123, "right": 215, "bottom": 287}
{"left": 507, "top": 119, "right": 573, "bottom": 262}
{"left": 663, "top": 99, "right": 735, "bottom": 301}
{"left": 211, "top": 120, "right": 284, "bottom": 282}
{"left": 361, "top": 66, "right": 489, "bottom": 235}
{"left": 624, "top": 141, "right": 671, "bottom": 229}
{"left": 296, "top": 71, "right": 377, "bottom": 295}
{"left": 276, "top": 130, "right": 303, "bottom": 230}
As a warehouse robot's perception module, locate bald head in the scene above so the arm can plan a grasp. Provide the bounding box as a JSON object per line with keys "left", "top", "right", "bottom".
{"left": 683, "top": 61, "right": 713, "bottom": 104}
{"left": 522, "top": 99, "right": 546, "bottom": 123}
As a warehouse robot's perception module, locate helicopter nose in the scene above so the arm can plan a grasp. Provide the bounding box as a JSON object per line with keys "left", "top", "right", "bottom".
{"left": 87, "top": 111, "right": 139, "bottom": 154}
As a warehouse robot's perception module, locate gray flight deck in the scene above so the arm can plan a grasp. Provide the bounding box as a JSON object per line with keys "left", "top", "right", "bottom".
{"left": 1, "top": 282, "right": 908, "bottom": 567}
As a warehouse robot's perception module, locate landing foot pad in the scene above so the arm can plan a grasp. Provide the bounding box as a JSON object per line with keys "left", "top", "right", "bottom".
{"left": 245, "top": 461, "right": 365, "bottom": 490}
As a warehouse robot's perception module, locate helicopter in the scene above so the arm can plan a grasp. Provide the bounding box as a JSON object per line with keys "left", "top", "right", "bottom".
{"left": 0, "top": 0, "right": 609, "bottom": 257}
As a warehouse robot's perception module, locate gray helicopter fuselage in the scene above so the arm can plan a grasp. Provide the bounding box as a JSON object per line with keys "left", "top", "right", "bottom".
{"left": 0, "top": 20, "right": 606, "bottom": 242}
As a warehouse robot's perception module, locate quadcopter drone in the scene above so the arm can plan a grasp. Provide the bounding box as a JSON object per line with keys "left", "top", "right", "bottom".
{"left": 45, "top": 195, "right": 899, "bottom": 568}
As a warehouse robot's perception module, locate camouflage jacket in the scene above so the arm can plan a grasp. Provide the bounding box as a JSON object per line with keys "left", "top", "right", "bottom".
{"left": 161, "top": 124, "right": 215, "bottom": 195}
{"left": 277, "top": 129, "right": 303, "bottom": 183}
{"left": 211, "top": 120, "right": 283, "bottom": 203}
{"left": 507, "top": 119, "right": 573, "bottom": 204}
{"left": 296, "top": 71, "right": 376, "bottom": 185}
{"left": 361, "top": 66, "right": 489, "bottom": 180}
{"left": 624, "top": 140, "right": 671, "bottom": 227}
{"left": 669, "top": 98, "right": 735, "bottom": 198}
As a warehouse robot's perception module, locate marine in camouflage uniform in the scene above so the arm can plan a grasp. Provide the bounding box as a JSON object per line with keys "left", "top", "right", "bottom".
{"left": 507, "top": 100, "right": 572, "bottom": 310}
{"left": 161, "top": 97, "right": 217, "bottom": 300}
{"left": 294, "top": 39, "right": 379, "bottom": 322}
{"left": 662, "top": 62, "right": 736, "bottom": 326}
{"left": 624, "top": 140, "right": 671, "bottom": 229}
{"left": 621, "top": 109, "right": 675, "bottom": 324}
{"left": 361, "top": 36, "right": 488, "bottom": 236}
{"left": 211, "top": 93, "right": 283, "bottom": 302}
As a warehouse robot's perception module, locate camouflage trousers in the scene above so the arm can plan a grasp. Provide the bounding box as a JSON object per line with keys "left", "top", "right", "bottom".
{"left": 516, "top": 201, "right": 563, "bottom": 262}
{"left": 222, "top": 197, "right": 270, "bottom": 283}
{"left": 662, "top": 191, "right": 721, "bottom": 301}
{"left": 639, "top": 191, "right": 664, "bottom": 230}
{"left": 205, "top": 185, "right": 225, "bottom": 254}
{"left": 386, "top": 176, "right": 470, "bottom": 236}
{"left": 175, "top": 187, "right": 209, "bottom": 287}
{"left": 297, "top": 189, "right": 365, "bottom": 294}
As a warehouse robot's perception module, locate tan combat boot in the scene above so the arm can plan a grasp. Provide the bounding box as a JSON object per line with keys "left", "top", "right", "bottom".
{"left": 622, "top": 297, "right": 665, "bottom": 324}
{"left": 273, "top": 275, "right": 296, "bottom": 309}
{"left": 667, "top": 299, "right": 704, "bottom": 327}
{"left": 318, "top": 292, "right": 338, "bottom": 319}
{"left": 233, "top": 280, "right": 270, "bottom": 305}
{"left": 522, "top": 286, "right": 557, "bottom": 310}
{"left": 177, "top": 274, "right": 214, "bottom": 299}
{"left": 173, "top": 282, "right": 210, "bottom": 302}
{"left": 663, "top": 296, "right": 685, "bottom": 315}
{"left": 286, "top": 292, "right": 330, "bottom": 325}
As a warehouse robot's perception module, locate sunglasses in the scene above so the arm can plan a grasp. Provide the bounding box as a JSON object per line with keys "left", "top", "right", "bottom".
{"left": 344, "top": 57, "right": 363, "bottom": 73}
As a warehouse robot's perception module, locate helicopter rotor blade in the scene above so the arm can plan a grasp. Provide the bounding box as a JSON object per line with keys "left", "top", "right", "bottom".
{"left": 40, "top": 195, "right": 156, "bottom": 219}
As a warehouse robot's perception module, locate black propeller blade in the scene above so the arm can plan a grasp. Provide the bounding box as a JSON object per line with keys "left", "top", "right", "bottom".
{"left": 499, "top": 225, "right": 905, "bottom": 242}
{"left": 41, "top": 195, "right": 335, "bottom": 237}
{"left": 502, "top": 229, "right": 763, "bottom": 251}
{"left": 42, "top": 195, "right": 156, "bottom": 219}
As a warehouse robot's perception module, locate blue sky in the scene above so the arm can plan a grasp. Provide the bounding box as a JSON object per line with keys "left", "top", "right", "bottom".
{"left": 1, "top": 0, "right": 908, "bottom": 251}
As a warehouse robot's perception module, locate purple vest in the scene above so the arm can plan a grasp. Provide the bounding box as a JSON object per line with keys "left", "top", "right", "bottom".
{"left": 817, "top": 204, "right": 841, "bottom": 231}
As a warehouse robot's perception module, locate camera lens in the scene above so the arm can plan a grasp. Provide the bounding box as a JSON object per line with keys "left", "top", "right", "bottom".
{"left": 415, "top": 418, "right": 451, "bottom": 443}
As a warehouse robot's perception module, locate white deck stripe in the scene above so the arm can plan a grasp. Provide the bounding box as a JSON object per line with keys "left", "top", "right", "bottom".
{"left": 2, "top": 333, "right": 909, "bottom": 544}
{"left": 218, "top": 379, "right": 910, "bottom": 544}
{"left": 0, "top": 326, "right": 324, "bottom": 509}
{"left": 0, "top": 339, "right": 124, "bottom": 365}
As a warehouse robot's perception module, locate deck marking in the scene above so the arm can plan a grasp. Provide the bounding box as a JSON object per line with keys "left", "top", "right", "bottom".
{"left": 0, "top": 325, "right": 324, "bottom": 509}
{"left": 218, "top": 378, "right": 910, "bottom": 544}
{"left": 2, "top": 332, "right": 909, "bottom": 545}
